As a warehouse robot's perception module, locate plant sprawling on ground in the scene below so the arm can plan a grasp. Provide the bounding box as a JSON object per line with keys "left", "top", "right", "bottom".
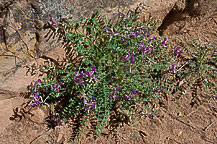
{"left": 26, "top": 7, "right": 217, "bottom": 141}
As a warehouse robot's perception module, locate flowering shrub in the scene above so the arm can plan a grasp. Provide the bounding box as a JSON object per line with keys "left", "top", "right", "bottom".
{"left": 26, "top": 7, "right": 216, "bottom": 140}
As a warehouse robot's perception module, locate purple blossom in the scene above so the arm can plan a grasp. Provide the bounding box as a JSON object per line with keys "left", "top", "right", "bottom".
{"left": 83, "top": 99, "right": 86, "bottom": 105}
{"left": 34, "top": 93, "right": 38, "bottom": 98}
{"left": 140, "top": 41, "right": 144, "bottom": 45}
{"left": 125, "top": 66, "right": 129, "bottom": 69}
{"left": 80, "top": 82, "right": 83, "bottom": 86}
{"left": 141, "top": 48, "right": 145, "bottom": 52}
{"left": 132, "top": 89, "right": 137, "bottom": 95}
{"left": 56, "top": 88, "right": 60, "bottom": 93}
{"left": 135, "top": 31, "right": 139, "bottom": 36}
{"left": 154, "top": 89, "right": 158, "bottom": 94}
{"left": 123, "top": 57, "right": 126, "bottom": 61}
{"left": 30, "top": 83, "right": 33, "bottom": 88}
{"left": 91, "top": 66, "right": 96, "bottom": 71}
{"left": 109, "top": 94, "right": 113, "bottom": 98}
{"left": 105, "top": 28, "right": 109, "bottom": 33}
{"left": 49, "top": 17, "right": 54, "bottom": 23}
{"left": 131, "top": 34, "right": 135, "bottom": 38}
{"left": 57, "top": 14, "right": 61, "bottom": 19}
{"left": 115, "top": 96, "right": 119, "bottom": 99}
{"left": 120, "top": 37, "right": 124, "bottom": 41}
{"left": 162, "top": 37, "right": 167, "bottom": 45}
{"left": 86, "top": 70, "right": 91, "bottom": 77}
{"left": 145, "top": 51, "right": 149, "bottom": 54}
{"left": 30, "top": 103, "right": 35, "bottom": 107}
{"left": 50, "top": 84, "right": 54, "bottom": 89}
{"left": 85, "top": 106, "right": 89, "bottom": 111}
{"left": 59, "top": 82, "right": 63, "bottom": 86}
{"left": 116, "top": 87, "right": 120, "bottom": 92}
{"left": 170, "top": 64, "right": 175, "bottom": 71}
{"left": 36, "top": 101, "right": 40, "bottom": 104}
{"left": 75, "top": 71, "right": 78, "bottom": 76}
{"left": 139, "top": 29, "right": 142, "bottom": 33}
{"left": 56, "top": 119, "right": 61, "bottom": 126}
{"left": 130, "top": 56, "right": 134, "bottom": 64}
{"left": 92, "top": 96, "right": 96, "bottom": 101}
{"left": 178, "top": 50, "right": 183, "bottom": 55}
{"left": 80, "top": 72, "right": 84, "bottom": 78}
{"left": 73, "top": 77, "right": 79, "bottom": 82}
{"left": 147, "top": 114, "right": 153, "bottom": 119}
{"left": 147, "top": 28, "right": 151, "bottom": 33}
{"left": 137, "top": 45, "right": 140, "bottom": 49}
{"left": 160, "top": 88, "right": 165, "bottom": 93}
{"left": 118, "top": 12, "right": 121, "bottom": 17}
{"left": 91, "top": 103, "right": 95, "bottom": 108}
{"left": 37, "top": 79, "right": 41, "bottom": 84}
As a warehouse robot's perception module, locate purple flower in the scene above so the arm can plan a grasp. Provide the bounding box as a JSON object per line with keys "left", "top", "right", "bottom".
{"left": 86, "top": 70, "right": 91, "bottom": 77}
{"left": 83, "top": 99, "right": 87, "bottom": 105}
{"left": 146, "top": 47, "right": 149, "bottom": 50}
{"left": 147, "top": 114, "right": 153, "bottom": 119}
{"left": 125, "top": 66, "right": 129, "bottom": 69}
{"left": 80, "top": 82, "right": 83, "bottom": 86}
{"left": 116, "top": 87, "right": 120, "bottom": 92}
{"left": 135, "top": 31, "right": 139, "bottom": 36}
{"left": 59, "top": 82, "right": 63, "bottom": 86}
{"left": 30, "top": 103, "right": 35, "bottom": 107}
{"left": 154, "top": 89, "right": 158, "bottom": 94}
{"left": 37, "top": 79, "right": 41, "bottom": 84}
{"left": 109, "top": 94, "right": 113, "bottom": 98}
{"left": 178, "top": 50, "right": 183, "bottom": 55}
{"left": 120, "top": 37, "right": 124, "bottom": 41}
{"left": 131, "top": 34, "right": 135, "bottom": 38}
{"left": 85, "top": 106, "right": 89, "bottom": 111}
{"left": 34, "top": 93, "right": 38, "bottom": 98}
{"left": 147, "top": 28, "right": 150, "bottom": 33}
{"left": 73, "top": 77, "right": 79, "bottom": 82}
{"left": 145, "top": 51, "right": 149, "bottom": 54}
{"left": 160, "top": 88, "right": 165, "bottom": 93}
{"left": 149, "top": 38, "right": 152, "bottom": 42}
{"left": 30, "top": 83, "right": 33, "bottom": 88}
{"left": 130, "top": 56, "right": 134, "bottom": 64}
{"left": 140, "top": 41, "right": 144, "bottom": 45}
{"left": 49, "top": 17, "right": 54, "bottom": 23}
{"left": 36, "top": 101, "right": 40, "bottom": 104}
{"left": 139, "top": 29, "right": 142, "bottom": 33}
{"left": 170, "top": 64, "right": 175, "bottom": 71}
{"left": 174, "top": 50, "right": 178, "bottom": 54}
{"left": 162, "top": 37, "right": 167, "bottom": 45}
{"left": 91, "top": 66, "right": 96, "bottom": 71}
{"left": 123, "top": 57, "right": 126, "bottom": 61}
{"left": 80, "top": 72, "right": 84, "bottom": 78}
{"left": 75, "top": 71, "right": 78, "bottom": 76}
{"left": 125, "top": 95, "right": 129, "bottom": 99}
{"left": 91, "top": 103, "right": 95, "bottom": 108}
{"left": 132, "top": 89, "right": 137, "bottom": 95}
{"left": 105, "top": 28, "right": 109, "bottom": 33}
{"left": 215, "top": 96, "right": 217, "bottom": 99}
{"left": 92, "top": 96, "right": 96, "bottom": 101}
{"left": 137, "top": 45, "right": 140, "bottom": 49}
{"left": 115, "top": 96, "right": 119, "bottom": 99}
{"left": 56, "top": 88, "right": 60, "bottom": 93}
{"left": 57, "top": 14, "right": 61, "bottom": 19}
{"left": 50, "top": 84, "right": 54, "bottom": 89}
{"left": 118, "top": 12, "right": 121, "bottom": 17}
{"left": 141, "top": 48, "right": 145, "bottom": 52}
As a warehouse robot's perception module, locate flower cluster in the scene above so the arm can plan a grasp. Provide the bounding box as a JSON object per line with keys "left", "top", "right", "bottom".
{"left": 73, "top": 66, "right": 96, "bottom": 85}
{"left": 174, "top": 46, "right": 183, "bottom": 55}
{"left": 83, "top": 96, "right": 98, "bottom": 111}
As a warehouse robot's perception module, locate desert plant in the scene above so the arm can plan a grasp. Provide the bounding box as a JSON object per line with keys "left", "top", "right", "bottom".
{"left": 26, "top": 7, "right": 216, "bottom": 141}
